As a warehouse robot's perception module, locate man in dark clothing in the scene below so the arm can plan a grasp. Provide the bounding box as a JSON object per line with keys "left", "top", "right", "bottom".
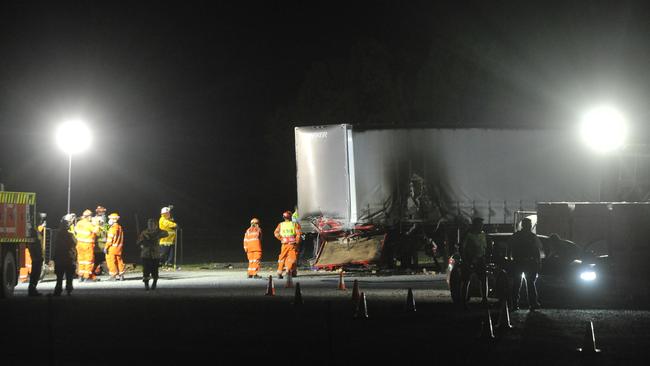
{"left": 138, "top": 218, "right": 168, "bottom": 291}
{"left": 53, "top": 216, "right": 77, "bottom": 296}
{"left": 461, "top": 217, "right": 488, "bottom": 307}
{"left": 508, "top": 217, "right": 543, "bottom": 311}
{"left": 25, "top": 223, "right": 44, "bottom": 296}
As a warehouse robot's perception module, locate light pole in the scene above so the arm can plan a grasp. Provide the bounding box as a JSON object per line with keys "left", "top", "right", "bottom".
{"left": 56, "top": 120, "right": 91, "bottom": 214}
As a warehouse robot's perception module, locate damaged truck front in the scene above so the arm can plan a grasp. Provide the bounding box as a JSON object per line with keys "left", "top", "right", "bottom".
{"left": 295, "top": 124, "right": 603, "bottom": 270}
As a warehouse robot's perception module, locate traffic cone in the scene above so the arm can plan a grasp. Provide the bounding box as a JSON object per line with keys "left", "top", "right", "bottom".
{"left": 285, "top": 271, "right": 294, "bottom": 288}
{"left": 479, "top": 308, "right": 495, "bottom": 340}
{"left": 354, "top": 292, "right": 369, "bottom": 319}
{"left": 337, "top": 270, "right": 346, "bottom": 290}
{"left": 577, "top": 321, "right": 601, "bottom": 353}
{"left": 351, "top": 279, "right": 360, "bottom": 304}
{"left": 496, "top": 300, "right": 513, "bottom": 330}
{"left": 405, "top": 288, "right": 417, "bottom": 312}
{"left": 265, "top": 275, "right": 275, "bottom": 296}
{"left": 293, "top": 282, "right": 304, "bottom": 306}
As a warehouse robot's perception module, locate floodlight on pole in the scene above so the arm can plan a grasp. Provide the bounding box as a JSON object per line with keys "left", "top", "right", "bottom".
{"left": 56, "top": 119, "right": 91, "bottom": 214}
{"left": 580, "top": 105, "right": 627, "bottom": 153}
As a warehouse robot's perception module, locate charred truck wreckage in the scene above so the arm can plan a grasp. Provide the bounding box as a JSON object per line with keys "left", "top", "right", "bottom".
{"left": 294, "top": 124, "right": 650, "bottom": 279}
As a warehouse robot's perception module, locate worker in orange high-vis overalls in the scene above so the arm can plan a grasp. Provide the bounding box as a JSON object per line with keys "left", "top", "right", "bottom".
{"left": 243, "top": 218, "right": 263, "bottom": 279}
{"left": 75, "top": 209, "right": 100, "bottom": 282}
{"left": 274, "top": 211, "right": 301, "bottom": 279}
{"left": 105, "top": 212, "right": 126, "bottom": 281}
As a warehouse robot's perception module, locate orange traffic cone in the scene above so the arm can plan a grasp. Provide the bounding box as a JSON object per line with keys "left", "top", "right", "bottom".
{"left": 351, "top": 279, "right": 360, "bottom": 304}
{"left": 293, "top": 282, "right": 303, "bottom": 306}
{"left": 405, "top": 288, "right": 417, "bottom": 312}
{"left": 479, "top": 308, "right": 495, "bottom": 340}
{"left": 337, "top": 270, "right": 346, "bottom": 290}
{"left": 285, "top": 271, "right": 294, "bottom": 288}
{"left": 497, "top": 300, "right": 513, "bottom": 331}
{"left": 265, "top": 275, "right": 275, "bottom": 296}
{"left": 577, "top": 321, "right": 601, "bottom": 354}
{"left": 354, "top": 292, "right": 369, "bottom": 319}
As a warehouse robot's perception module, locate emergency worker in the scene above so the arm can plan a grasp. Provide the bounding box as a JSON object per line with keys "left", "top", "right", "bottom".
{"left": 508, "top": 217, "right": 543, "bottom": 311}
{"left": 243, "top": 218, "right": 263, "bottom": 278}
{"left": 53, "top": 215, "right": 77, "bottom": 296}
{"left": 274, "top": 211, "right": 301, "bottom": 279}
{"left": 138, "top": 218, "right": 168, "bottom": 290}
{"left": 461, "top": 217, "right": 488, "bottom": 307}
{"left": 92, "top": 205, "right": 109, "bottom": 276}
{"left": 23, "top": 219, "right": 45, "bottom": 296}
{"left": 159, "top": 206, "right": 177, "bottom": 269}
{"left": 105, "top": 213, "right": 125, "bottom": 281}
{"left": 75, "top": 209, "right": 99, "bottom": 281}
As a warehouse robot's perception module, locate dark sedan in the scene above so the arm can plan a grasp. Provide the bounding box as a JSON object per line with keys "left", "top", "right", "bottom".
{"left": 447, "top": 232, "right": 610, "bottom": 306}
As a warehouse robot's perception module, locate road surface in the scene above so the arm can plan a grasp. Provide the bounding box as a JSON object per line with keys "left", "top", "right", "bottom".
{"left": 2, "top": 266, "right": 649, "bottom": 365}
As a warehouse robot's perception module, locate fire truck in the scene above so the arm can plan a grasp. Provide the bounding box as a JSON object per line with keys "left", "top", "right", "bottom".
{"left": 0, "top": 191, "right": 40, "bottom": 298}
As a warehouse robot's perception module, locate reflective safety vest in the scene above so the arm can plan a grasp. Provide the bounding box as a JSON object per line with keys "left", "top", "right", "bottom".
{"left": 75, "top": 219, "right": 98, "bottom": 245}
{"left": 159, "top": 215, "right": 177, "bottom": 246}
{"left": 274, "top": 221, "right": 301, "bottom": 244}
{"left": 106, "top": 223, "right": 124, "bottom": 255}
{"left": 243, "top": 226, "right": 262, "bottom": 252}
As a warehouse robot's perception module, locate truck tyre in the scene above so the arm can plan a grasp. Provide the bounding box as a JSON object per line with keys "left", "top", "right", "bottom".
{"left": 1, "top": 251, "right": 17, "bottom": 298}
{"left": 449, "top": 266, "right": 463, "bottom": 305}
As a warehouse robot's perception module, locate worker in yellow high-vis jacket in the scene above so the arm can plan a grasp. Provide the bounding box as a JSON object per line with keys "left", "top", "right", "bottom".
{"left": 159, "top": 206, "right": 178, "bottom": 269}
{"left": 274, "top": 211, "right": 301, "bottom": 279}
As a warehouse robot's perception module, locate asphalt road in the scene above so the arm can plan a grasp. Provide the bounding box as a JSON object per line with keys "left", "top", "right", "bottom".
{"left": 2, "top": 266, "right": 649, "bottom": 365}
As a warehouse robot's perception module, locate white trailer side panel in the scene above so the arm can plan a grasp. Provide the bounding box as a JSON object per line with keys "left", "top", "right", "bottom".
{"left": 296, "top": 125, "right": 603, "bottom": 230}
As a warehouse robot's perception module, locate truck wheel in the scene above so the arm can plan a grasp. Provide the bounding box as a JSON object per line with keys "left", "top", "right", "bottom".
{"left": 449, "top": 267, "right": 463, "bottom": 305}
{"left": 1, "top": 251, "right": 17, "bottom": 298}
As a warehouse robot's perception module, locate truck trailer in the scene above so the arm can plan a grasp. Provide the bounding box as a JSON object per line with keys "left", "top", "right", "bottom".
{"left": 294, "top": 124, "right": 638, "bottom": 269}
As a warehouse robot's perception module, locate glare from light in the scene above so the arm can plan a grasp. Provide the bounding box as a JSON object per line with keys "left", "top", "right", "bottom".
{"left": 580, "top": 106, "right": 627, "bottom": 153}
{"left": 56, "top": 119, "right": 92, "bottom": 155}
{"left": 580, "top": 271, "right": 597, "bottom": 281}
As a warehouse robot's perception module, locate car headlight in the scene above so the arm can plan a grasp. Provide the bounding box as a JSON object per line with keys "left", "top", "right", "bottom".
{"left": 580, "top": 271, "right": 597, "bottom": 281}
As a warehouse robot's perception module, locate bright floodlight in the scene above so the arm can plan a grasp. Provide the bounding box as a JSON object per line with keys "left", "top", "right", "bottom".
{"left": 580, "top": 106, "right": 627, "bottom": 153}
{"left": 56, "top": 119, "right": 92, "bottom": 154}
{"left": 580, "top": 270, "right": 597, "bottom": 282}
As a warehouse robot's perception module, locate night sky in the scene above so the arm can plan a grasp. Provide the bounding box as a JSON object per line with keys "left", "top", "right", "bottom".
{"left": 2, "top": 0, "right": 650, "bottom": 261}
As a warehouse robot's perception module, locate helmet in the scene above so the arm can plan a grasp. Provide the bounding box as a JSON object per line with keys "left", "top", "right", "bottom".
{"left": 95, "top": 205, "right": 106, "bottom": 213}
{"left": 282, "top": 211, "right": 292, "bottom": 220}
{"left": 161, "top": 207, "right": 170, "bottom": 214}
{"left": 82, "top": 209, "right": 92, "bottom": 217}
{"left": 108, "top": 213, "right": 120, "bottom": 220}
{"left": 63, "top": 213, "right": 76, "bottom": 222}
{"left": 250, "top": 218, "right": 260, "bottom": 225}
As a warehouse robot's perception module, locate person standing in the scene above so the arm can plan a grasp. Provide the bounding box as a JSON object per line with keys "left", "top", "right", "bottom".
{"left": 158, "top": 206, "right": 177, "bottom": 270}
{"left": 274, "top": 211, "right": 301, "bottom": 279}
{"left": 92, "top": 205, "right": 109, "bottom": 277}
{"left": 53, "top": 215, "right": 77, "bottom": 296}
{"left": 508, "top": 217, "right": 543, "bottom": 311}
{"left": 461, "top": 217, "right": 488, "bottom": 307}
{"left": 75, "top": 209, "right": 99, "bottom": 282}
{"left": 138, "top": 218, "right": 168, "bottom": 290}
{"left": 105, "top": 213, "right": 125, "bottom": 281}
{"left": 22, "top": 218, "right": 45, "bottom": 296}
{"left": 243, "top": 218, "right": 263, "bottom": 279}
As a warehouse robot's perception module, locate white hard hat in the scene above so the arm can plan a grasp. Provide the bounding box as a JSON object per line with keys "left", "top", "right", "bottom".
{"left": 161, "top": 207, "right": 170, "bottom": 214}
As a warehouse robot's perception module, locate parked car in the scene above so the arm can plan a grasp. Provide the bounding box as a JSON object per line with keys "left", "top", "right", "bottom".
{"left": 446, "top": 232, "right": 610, "bottom": 306}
